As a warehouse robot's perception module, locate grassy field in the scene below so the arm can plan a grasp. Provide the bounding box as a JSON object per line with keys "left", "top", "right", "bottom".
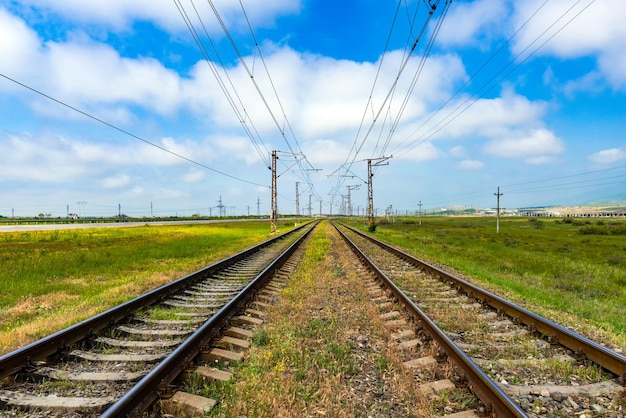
{"left": 0, "top": 221, "right": 293, "bottom": 354}
{"left": 346, "top": 216, "right": 626, "bottom": 349}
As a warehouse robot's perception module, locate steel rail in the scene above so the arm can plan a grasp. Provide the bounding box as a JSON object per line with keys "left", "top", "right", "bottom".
{"left": 334, "top": 223, "right": 528, "bottom": 417}
{"left": 0, "top": 222, "right": 311, "bottom": 380}
{"left": 100, "top": 221, "right": 317, "bottom": 417}
{"left": 339, "top": 222, "right": 626, "bottom": 384}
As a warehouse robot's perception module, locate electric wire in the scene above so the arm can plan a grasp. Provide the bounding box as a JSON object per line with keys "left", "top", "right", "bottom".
{"left": 330, "top": 0, "right": 405, "bottom": 208}
{"left": 376, "top": 0, "right": 452, "bottom": 163}
{"left": 175, "top": 0, "right": 271, "bottom": 168}
{"left": 0, "top": 72, "right": 267, "bottom": 188}
{"left": 390, "top": 0, "right": 551, "bottom": 155}
{"left": 345, "top": 0, "right": 403, "bottom": 167}
{"left": 393, "top": 0, "right": 595, "bottom": 158}
{"left": 237, "top": 0, "right": 320, "bottom": 200}
{"left": 332, "top": 0, "right": 445, "bottom": 206}
{"left": 371, "top": 0, "right": 423, "bottom": 160}
{"left": 204, "top": 0, "right": 308, "bottom": 170}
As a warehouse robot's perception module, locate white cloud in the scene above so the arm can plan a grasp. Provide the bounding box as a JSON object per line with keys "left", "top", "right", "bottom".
{"left": 102, "top": 174, "right": 132, "bottom": 189}
{"left": 44, "top": 40, "right": 184, "bottom": 115}
{"left": 10, "top": 1, "right": 302, "bottom": 34}
{"left": 483, "top": 128, "right": 564, "bottom": 164}
{"left": 512, "top": 0, "right": 626, "bottom": 90}
{"left": 0, "top": 8, "right": 41, "bottom": 78}
{"left": 303, "top": 139, "right": 350, "bottom": 165}
{"left": 436, "top": 0, "right": 510, "bottom": 48}
{"left": 398, "top": 142, "right": 443, "bottom": 162}
{"left": 588, "top": 147, "right": 626, "bottom": 165}
{"left": 213, "top": 135, "right": 266, "bottom": 166}
{"left": 428, "top": 86, "right": 547, "bottom": 140}
{"left": 181, "top": 169, "right": 206, "bottom": 184}
{"left": 449, "top": 146, "right": 466, "bottom": 158}
{"left": 525, "top": 156, "right": 556, "bottom": 166}
{"left": 457, "top": 160, "right": 484, "bottom": 170}
{"left": 0, "top": 133, "right": 215, "bottom": 184}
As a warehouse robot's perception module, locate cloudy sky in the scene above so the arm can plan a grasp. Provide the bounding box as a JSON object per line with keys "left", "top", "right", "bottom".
{"left": 1, "top": 0, "right": 625, "bottom": 218}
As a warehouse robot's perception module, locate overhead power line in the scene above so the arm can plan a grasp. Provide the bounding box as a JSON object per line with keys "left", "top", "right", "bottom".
{"left": 179, "top": 0, "right": 320, "bottom": 201}
{"left": 0, "top": 72, "right": 267, "bottom": 188}
{"left": 174, "top": 0, "right": 271, "bottom": 168}
{"left": 331, "top": 0, "right": 451, "bottom": 207}
{"left": 391, "top": 0, "right": 596, "bottom": 158}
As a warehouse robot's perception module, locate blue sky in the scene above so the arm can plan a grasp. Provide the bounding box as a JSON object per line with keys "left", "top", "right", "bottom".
{"left": 1, "top": 0, "right": 625, "bottom": 218}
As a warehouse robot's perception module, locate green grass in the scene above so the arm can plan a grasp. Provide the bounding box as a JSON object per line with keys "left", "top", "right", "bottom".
{"left": 0, "top": 221, "right": 283, "bottom": 353}
{"left": 346, "top": 216, "right": 626, "bottom": 346}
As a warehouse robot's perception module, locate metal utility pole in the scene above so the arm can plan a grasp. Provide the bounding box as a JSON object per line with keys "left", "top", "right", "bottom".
{"left": 347, "top": 185, "right": 360, "bottom": 218}
{"left": 495, "top": 186, "right": 503, "bottom": 234}
{"left": 366, "top": 156, "right": 392, "bottom": 227}
{"left": 118, "top": 204, "right": 121, "bottom": 220}
{"left": 319, "top": 200, "right": 322, "bottom": 217}
{"left": 257, "top": 197, "right": 261, "bottom": 216}
{"left": 308, "top": 194, "right": 312, "bottom": 217}
{"left": 270, "top": 150, "right": 278, "bottom": 234}
{"left": 295, "top": 182, "right": 300, "bottom": 224}
{"left": 418, "top": 200, "right": 423, "bottom": 226}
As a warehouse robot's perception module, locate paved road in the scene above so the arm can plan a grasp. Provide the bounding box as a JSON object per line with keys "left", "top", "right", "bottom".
{"left": 0, "top": 219, "right": 271, "bottom": 233}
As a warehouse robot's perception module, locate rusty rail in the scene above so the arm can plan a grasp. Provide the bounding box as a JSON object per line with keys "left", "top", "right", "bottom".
{"left": 334, "top": 222, "right": 532, "bottom": 417}
{"left": 338, "top": 222, "right": 626, "bottom": 383}
{"left": 101, "top": 221, "right": 317, "bottom": 417}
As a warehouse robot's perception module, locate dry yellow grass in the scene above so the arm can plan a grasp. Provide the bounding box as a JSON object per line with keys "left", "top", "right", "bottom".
{"left": 0, "top": 269, "right": 185, "bottom": 354}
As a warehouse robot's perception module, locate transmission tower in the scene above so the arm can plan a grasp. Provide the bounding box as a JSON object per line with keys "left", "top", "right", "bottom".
{"left": 217, "top": 195, "right": 225, "bottom": 217}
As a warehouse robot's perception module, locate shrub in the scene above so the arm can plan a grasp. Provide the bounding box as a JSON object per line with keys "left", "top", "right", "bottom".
{"left": 607, "top": 254, "right": 623, "bottom": 266}
{"left": 579, "top": 225, "right": 609, "bottom": 235}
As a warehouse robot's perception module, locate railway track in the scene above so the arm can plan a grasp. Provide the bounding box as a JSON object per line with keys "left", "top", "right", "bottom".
{"left": 334, "top": 222, "right": 626, "bottom": 417}
{"left": 0, "top": 221, "right": 316, "bottom": 417}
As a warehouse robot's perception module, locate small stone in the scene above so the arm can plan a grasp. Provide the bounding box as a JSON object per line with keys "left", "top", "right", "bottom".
{"left": 519, "top": 398, "right": 530, "bottom": 411}
{"left": 590, "top": 405, "right": 604, "bottom": 413}
{"left": 552, "top": 392, "right": 564, "bottom": 402}
{"left": 566, "top": 399, "right": 579, "bottom": 410}
{"left": 540, "top": 389, "right": 550, "bottom": 397}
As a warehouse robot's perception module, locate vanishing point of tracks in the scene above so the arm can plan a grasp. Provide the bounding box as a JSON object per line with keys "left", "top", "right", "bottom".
{"left": 1, "top": 220, "right": 625, "bottom": 417}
